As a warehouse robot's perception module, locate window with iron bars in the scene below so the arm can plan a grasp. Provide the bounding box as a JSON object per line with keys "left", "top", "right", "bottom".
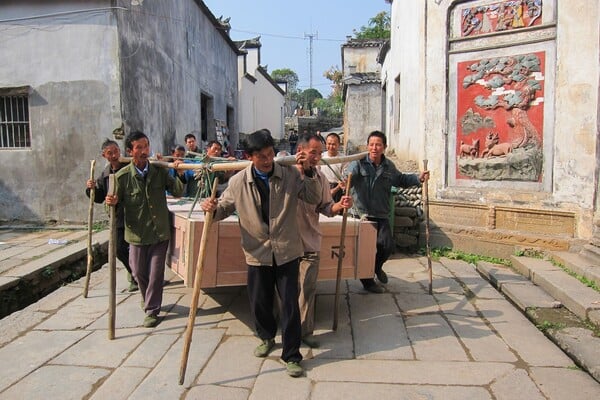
{"left": 0, "top": 86, "right": 31, "bottom": 149}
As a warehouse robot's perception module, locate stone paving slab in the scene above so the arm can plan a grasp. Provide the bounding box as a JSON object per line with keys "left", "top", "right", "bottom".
{"left": 476, "top": 299, "right": 575, "bottom": 367}
{"left": 306, "top": 359, "right": 515, "bottom": 385}
{"left": 490, "top": 368, "right": 546, "bottom": 400}
{"left": 0, "top": 365, "right": 110, "bottom": 400}
{"left": 0, "top": 330, "right": 90, "bottom": 392}
{"left": 553, "top": 327, "right": 600, "bottom": 382}
{"left": 530, "top": 366, "right": 600, "bottom": 400}
{"left": 405, "top": 313, "right": 469, "bottom": 361}
{"left": 310, "top": 382, "right": 492, "bottom": 400}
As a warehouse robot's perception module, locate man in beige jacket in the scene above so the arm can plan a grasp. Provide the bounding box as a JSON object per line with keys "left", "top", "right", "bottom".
{"left": 201, "top": 129, "right": 321, "bottom": 377}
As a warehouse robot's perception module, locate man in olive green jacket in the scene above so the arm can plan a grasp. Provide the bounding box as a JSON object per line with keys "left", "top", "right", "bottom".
{"left": 201, "top": 129, "right": 321, "bottom": 377}
{"left": 106, "top": 131, "right": 184, "bottom": 328}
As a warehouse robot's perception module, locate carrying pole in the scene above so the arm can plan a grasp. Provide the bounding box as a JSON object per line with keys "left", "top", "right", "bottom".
{"left": 107, "top": 174, "right": 117, "bottom": 339}
{"left": 332, "top": 173, "right": 352, "bottom": 331}
{"left": 422, "top": 160, "right": 433, "bottom": 295}
{"left": 83, "top": 160, "right": 96, "bottom": 298}
{"left": 179, "top": 178, "right": 219, "bottom": 385}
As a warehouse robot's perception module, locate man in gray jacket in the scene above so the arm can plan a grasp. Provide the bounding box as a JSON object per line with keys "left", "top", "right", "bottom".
{"left": 201, "top": 129, "right": 321, "bottom": 377}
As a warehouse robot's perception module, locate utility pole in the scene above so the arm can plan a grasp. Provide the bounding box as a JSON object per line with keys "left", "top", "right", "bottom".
{"left": 304, "top": 31, "right": 317, "bottom": 89}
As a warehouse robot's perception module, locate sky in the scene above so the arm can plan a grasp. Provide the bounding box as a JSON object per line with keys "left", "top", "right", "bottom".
{"left": 202, "top": 0, "right": 390, "bottom": 97}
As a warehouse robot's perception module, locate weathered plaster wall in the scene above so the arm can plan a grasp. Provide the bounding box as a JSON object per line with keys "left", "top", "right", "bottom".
{"left": 382, "top": 0, "right": 427, "bottom": 164}
{"left": 0, "top": 1, "right": 121, "bottom": 222}
{"left": 344, "top": 83, "right": 383, "bottom": 151}
{"left": 115, "top": 0, "right": 239, "bottom": 154}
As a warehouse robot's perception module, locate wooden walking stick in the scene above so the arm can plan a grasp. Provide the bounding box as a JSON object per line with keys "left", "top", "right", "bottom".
{"left": 107, "top": 174, "right": 117, "bottom": 339}
{"left": 179, "top": 178, "right": 219, "bottom": 385}
{"left": 83, "top": 160, "right": 96, "bottom": 298}
{"left": 332, "top": 173, "right": 352, "bottom": 331}
{"left": 422, "top": 160, "right": 433, "bottom": 295}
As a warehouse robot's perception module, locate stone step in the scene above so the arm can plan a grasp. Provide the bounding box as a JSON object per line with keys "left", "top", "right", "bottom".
{"left": 475, "top": 261, "right": 561, "bottom": 311}
{"left": 580, "top": 243, "right": 600, "bottom": 262}
{"left": 549, "top": 251, "right": 600, "bottom": 288}
{"left": 510, "top": 255, "right": 600, "bottom": 328}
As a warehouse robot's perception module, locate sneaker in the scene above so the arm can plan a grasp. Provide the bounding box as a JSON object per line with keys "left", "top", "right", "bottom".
{"left": 364, "top": 282, "right": 385, "bottom": 294}
{"left": 253, "top": 338, "right": 275, "bottom": 357}
{"left": 128, "top": 281, "right": 139, "bottom": 292}
{"left": 301, "top": 336, "right": 320, "bottom": 348}
{"left": 286, "top": 361, "right": 303, "bottom": 377}
{"left": 376, "top": 269, "right": 388, "bottom": 284}
{"left": 143, "top": 314, "right": 158, "bottom": 328}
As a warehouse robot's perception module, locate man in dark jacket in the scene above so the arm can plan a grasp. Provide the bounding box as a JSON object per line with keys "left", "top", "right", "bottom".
{"left": 346, "top": 131, "right": 429, "bottom": 293}
{"left": 85, "top": 139, "right": 138, "bottom": 292}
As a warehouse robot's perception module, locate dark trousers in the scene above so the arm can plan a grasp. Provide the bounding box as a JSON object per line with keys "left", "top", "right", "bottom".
{"left": 129, "top": 240, "right": 169, "bottom": 316}
{"left": 247, "top": 259, "right": 302, "bottom": 363}
{"left": 360, "top": 218, "right": 394, "bottom": 288}
{"left": 116, "top": 227, "right": 135, "bottom": 283}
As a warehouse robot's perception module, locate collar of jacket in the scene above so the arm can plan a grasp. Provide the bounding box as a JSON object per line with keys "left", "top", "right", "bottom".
{"left": 244, "top": 162, "right": 281, "bottom": 183}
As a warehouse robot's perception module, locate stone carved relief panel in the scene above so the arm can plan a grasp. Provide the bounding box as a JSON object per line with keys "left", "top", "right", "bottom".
{"left": 448, "top": 42, "right": 555, "bottom": 190}
{"left": 456, "top": 51, "right": 545, "bottom": 181}
{"left": 460, "top": 0, "right": 543, "bottom": 37}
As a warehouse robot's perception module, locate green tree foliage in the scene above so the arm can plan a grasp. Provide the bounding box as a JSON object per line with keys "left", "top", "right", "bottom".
{"left": 324, "top": 66, "right": 343, "bottom": 98}
{"left": 299, "top": 88, "right": 323, "bottom": 111}
{"left": 314, "top": 96, "right": 343, "bottom": 119}
{"left": 353, "top": 11, "right": 390, "bottom": 39}
{"left": 271, "top": 68, "right": 299, "bottom": 94}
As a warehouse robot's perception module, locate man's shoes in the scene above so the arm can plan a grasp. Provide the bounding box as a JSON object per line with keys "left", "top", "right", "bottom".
{"left": 286, "top": 361, "right": 304, "bottom": 377}
{"left": 301, "top": 336, "right": 320, "bottom": 348}
{"left": 128, "top": 281, "right": 139, "bottom": 292}
{"left": 253, "top": 338, "right": 275, "bottom": 357}
{"left": 376, "top": 269, "right": 388, "bottom": 284}
{"left": 143, "top": 314, "right": 158, "bottom": 328}
{"left": 364, "top": 282, "right": 385, "bottom": 294}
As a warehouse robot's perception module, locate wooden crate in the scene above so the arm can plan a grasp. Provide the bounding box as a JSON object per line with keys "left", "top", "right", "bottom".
{"left": 167, "top": 205, "right": 376, "bottom": 288}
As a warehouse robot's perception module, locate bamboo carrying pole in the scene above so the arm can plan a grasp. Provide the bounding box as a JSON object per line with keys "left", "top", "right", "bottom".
{"left": 118, "top": 152, "right": 368, "bottom": 172}
{"left": 332, "top": 173, "right": 352, "bottom": 331}
{"left": 179, "top": 178, "right": 219, "bottom": 385}
{"left": 107, "top": 174, "right": 117, "bottom": 339}
{"left": 422, "top": 160, "right": 433, "bottom": 295}
{"left": 83, "top": 160, "right": 96, "bottom": 298}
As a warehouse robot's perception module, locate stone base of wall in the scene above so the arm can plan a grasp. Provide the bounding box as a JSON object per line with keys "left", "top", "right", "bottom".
{"left": 420, "top": 201, "right": 577, "bottom": 258}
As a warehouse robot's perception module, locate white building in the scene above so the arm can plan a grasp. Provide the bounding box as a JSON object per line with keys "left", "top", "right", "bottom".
{"left": 236, "top": 37, "right": 286, "bottom": 140}
{"left": 380, "top": 0, "right": 600, "bottom": 255}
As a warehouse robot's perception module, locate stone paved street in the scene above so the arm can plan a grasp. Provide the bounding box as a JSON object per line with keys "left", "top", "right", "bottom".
{"left": 1, "top": 237, "right": 599, "bottom": 399}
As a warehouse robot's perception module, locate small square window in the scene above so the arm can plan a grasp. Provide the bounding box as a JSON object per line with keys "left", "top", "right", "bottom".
{"left": 0, "top": 86, "right": 31, "bottom": 149}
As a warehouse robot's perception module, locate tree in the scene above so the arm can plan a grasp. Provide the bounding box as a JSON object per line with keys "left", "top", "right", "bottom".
{"left": 324, "top": 66, "right": 343, "bottom": 98}
{"left": 353, "top": 11, "right": 390, "bottom": 39}
{"left": 299, "top": 88, "right": 323, "bottom": 111}
{"left": 271, "top": 68, "right": 299, "bottom": 94}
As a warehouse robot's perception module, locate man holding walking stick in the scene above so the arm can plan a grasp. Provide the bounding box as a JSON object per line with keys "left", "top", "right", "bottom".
{"left": 106, "top": 131, "right": 184, "bottom": 328}
{"left": 85, "top": 139, "right": 138, "bottom": 292}
{"left": 345, "top": 131, "right": 429, "bottom": 294}
{"left": 200, "top": 129, "right": 321, "bottom": 377}
{"left": 295, "top": 133, "right": 352, "bottom": 348}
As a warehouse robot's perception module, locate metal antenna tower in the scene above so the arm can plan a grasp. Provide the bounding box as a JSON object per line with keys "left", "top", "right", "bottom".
{"left": 304, "top": 31, "right": 317, "bottom": 88}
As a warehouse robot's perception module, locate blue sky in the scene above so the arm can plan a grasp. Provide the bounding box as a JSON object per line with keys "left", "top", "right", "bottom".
{"left": 203, "top": 0, "right": 390, "bottom": 97}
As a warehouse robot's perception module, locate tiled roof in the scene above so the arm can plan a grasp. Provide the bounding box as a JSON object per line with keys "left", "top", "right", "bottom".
{"left": 343, "top": 72, "right": 381, "bottom": 85}
{"left": 342, "top": 38, "right": 387, "bottom": 48}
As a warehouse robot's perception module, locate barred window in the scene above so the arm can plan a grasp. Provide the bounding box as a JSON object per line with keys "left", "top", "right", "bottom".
{"left": 0, "top": 86, "right": 31, "bottom": 149}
